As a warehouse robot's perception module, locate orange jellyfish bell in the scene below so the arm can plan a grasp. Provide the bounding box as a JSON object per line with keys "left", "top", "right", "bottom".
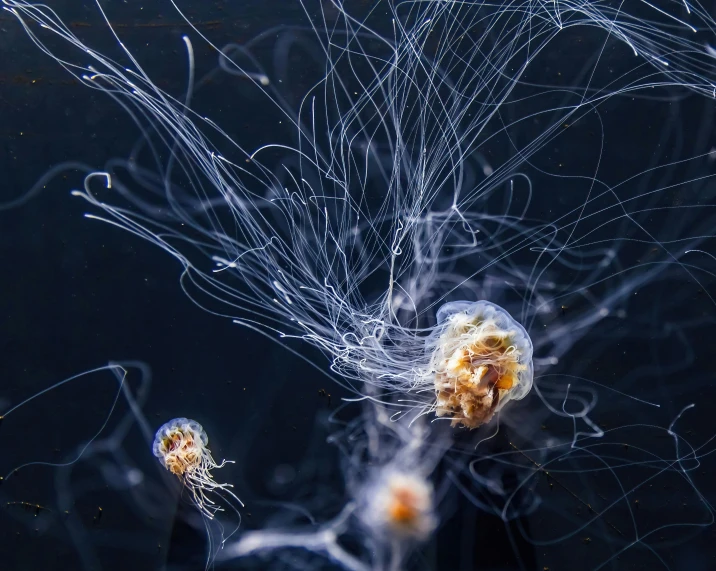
{"left": 428, "top": 301, "right": 534, "bottom": 428}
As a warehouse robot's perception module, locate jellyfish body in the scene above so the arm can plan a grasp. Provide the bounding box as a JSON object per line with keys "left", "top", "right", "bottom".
{"left": 359, "top": 469, "right": 437, "bottom": 542}
{"left": 153, "top": 417, "right": 241, "bottom": 519}
{"left": 427, "top": 301, "right": 533, "bottom": 428}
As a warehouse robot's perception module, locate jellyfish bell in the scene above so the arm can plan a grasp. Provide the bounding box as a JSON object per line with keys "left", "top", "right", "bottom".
{"left": 153, "top": 417, "right": 209, "bottom": 477}
{"left": 427, "top": 300, "right": 534, "bottom": 429}
{"left": 358, "top": 468, "right": 437, "bottom": 542}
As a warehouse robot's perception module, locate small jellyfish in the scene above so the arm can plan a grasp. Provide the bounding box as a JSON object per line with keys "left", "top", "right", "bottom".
{"left": 152, "top": 417, "right": 242, "bottom": 518}
{"left": 428, "top": 301, "right": 534, "bottom": 428}
{"left": 360, "top": 469, "right": 437, "bottom": 542}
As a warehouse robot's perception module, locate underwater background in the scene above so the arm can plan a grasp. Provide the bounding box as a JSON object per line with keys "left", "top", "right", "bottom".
{"left": 2, "top": 1, "right": 716, "bottom": 570}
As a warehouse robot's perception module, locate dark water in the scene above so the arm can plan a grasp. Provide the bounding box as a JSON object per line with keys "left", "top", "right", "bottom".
{"left": 1, "top": 1, "right": 716, "bottom": 570}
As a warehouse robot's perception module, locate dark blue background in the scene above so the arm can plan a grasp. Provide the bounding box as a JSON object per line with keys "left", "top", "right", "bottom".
{"left": 2, "top": 1, "right": 716, "bottom": 570}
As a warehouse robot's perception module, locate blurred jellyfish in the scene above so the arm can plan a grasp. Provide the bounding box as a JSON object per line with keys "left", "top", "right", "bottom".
{"left": 360, "top": 469, "right": 437, "bottom": 541}
{"left": 226, "top": 402, "right": 448, "bottom": 571}
{"left": 4, "top": 0, "right": 716, "bottom": 569}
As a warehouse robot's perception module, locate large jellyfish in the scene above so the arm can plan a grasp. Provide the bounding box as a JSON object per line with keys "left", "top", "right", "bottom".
{"left": 2, "top": 0, "right": 716, "bottom": 569}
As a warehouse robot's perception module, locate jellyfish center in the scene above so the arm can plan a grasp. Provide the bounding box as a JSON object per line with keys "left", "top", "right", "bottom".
{"left": 432, "top": 308, "right": 529, "bottom": 428}
{"left": 388, "top": 485, "right": 422, "bottom": 527}
{"left": 159, "top": 427, "right": 203, "bottom": 476}
{"left": 365, "top": 471, "right": 437, "bottom": 541}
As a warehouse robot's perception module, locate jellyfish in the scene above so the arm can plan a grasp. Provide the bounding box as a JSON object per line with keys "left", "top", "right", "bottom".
{"left": 358, "top": 469, "right": 437, "bottom": 542}
{"left": 152, "top": 417, "right": 242, "bottom": 520}
{"left": 4, "top": 0, "right": 716, "bottom": 569}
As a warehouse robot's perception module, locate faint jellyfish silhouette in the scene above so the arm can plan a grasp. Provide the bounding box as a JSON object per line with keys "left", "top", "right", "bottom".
{"left": 359, "top": 469, "right": 437, "bottom": 541}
